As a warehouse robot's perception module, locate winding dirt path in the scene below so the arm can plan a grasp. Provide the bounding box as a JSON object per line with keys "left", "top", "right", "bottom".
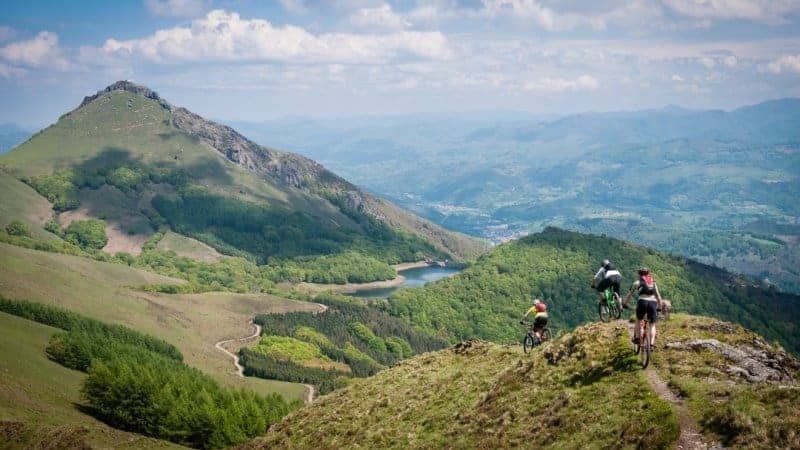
{"left": 214, "top": 321, "right": 262, "bottom": 377}
{"left": 214, "top": 302, "right": 329, "bottom": 403}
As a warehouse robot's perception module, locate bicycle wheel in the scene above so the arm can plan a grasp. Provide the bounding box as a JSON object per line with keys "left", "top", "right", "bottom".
{"left": 523, "top": 334, "right": 534, "bottom": 354}
{"left": 640, "top": 330, "right": 651, "bottom": 369}
{"left": 541, "top": 328, "right": 552, "bottom": 342}
{"left": 613, "top": 295, "right": 622, "bottom": 319}
{"left": 598, "top": 302, "right": 611, "bottom": 322}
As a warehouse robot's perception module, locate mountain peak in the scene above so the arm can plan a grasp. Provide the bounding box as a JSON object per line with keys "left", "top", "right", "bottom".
{"left": 79, "top": 80, "right": 170, "bottom": 109}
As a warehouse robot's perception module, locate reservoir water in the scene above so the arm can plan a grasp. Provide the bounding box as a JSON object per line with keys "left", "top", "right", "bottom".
{"left": 349, "top": 265, "right": 461, "bottom": 298}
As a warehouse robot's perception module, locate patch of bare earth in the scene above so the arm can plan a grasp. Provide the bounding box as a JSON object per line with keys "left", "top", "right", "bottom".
{"left": 59, "top": 185, "right": 155, "bottom": 255}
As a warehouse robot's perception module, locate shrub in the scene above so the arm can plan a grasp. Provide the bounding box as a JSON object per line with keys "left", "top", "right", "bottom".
{"left": 5, "top": 220, "right": 31, "bottom": 237}
{"left": 64, "top": 219, "right": 108, "bottom": 250}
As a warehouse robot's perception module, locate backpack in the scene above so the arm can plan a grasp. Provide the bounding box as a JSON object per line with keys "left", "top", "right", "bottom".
{"left": 536, "top": 302, "right": 547, "bottom": 313}
{"left": 638, "top": 274, "right": 656, "bottom": 296}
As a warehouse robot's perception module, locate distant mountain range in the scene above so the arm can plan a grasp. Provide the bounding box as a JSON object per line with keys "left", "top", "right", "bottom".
{"left": 229, "top": 98, "right": 800, "bottom": 293}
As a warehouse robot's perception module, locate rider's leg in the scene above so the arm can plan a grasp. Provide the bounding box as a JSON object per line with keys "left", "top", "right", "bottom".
{"left": 647, "top": 301, "right": 658, "bottom": 347}
{"left": 649, "top": 323, "right": 657, "bottom": 347}
{"left": 634, "top": 300, "right": 646, "bottom": 343}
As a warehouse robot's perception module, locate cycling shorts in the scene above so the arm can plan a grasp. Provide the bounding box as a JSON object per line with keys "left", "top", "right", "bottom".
{"left": 596, "top": 276, "right": 621, "bottom": 294}
{"left": 533, "top": 316, "right": 548, "bottom": 330}
{"left": 636, "top": 299, "right": 658, "bottom": 323}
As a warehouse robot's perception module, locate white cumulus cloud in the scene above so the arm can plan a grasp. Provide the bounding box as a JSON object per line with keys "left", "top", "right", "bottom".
{"left": 100, "top": 10, "right": 451, "bottom": 64}
{"left": 0, "top": 31, "right": 70, "bottom": 70}
{"left": 349, "top": 3, "right": 410, "bottom": 30}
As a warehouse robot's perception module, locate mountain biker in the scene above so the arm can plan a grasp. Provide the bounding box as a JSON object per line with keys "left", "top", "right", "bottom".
{"left": 591, "top": 259, "right": 622, "bottom": 305}
{"left": 622, "top": 267, "right": 663, "bottom": 347}
{"left": 520, "top": 299, "right": 548, "bottom": 341}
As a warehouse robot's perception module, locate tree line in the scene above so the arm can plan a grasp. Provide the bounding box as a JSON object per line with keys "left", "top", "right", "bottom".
{"left": 384, "top": 227, "right": 800, "bottom": 355}
{"left": 0, "top": 298, "right": 293, "bottom": 449}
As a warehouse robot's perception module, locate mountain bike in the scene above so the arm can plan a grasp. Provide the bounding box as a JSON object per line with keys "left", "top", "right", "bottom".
{"left": 633, "top": 318, "right": 651, "bottom": 368}
{"left": 598, "top": 287, "right": 621, "bottom": 322}
{"left": 522, "top": 321, "right": 552, "bottom": 354}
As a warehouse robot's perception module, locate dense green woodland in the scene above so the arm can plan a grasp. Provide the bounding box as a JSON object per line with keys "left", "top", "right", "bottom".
{"left": 16, "top": 162, "right": 439, "bottom": 284}
{"left": 387, "top": 228, "right": 800, "bottom": 355}
{"left": 243, "top": 295, "right": 448, "bottom": 392}
{"left": 0, "top": 298, "right": 292, "bottom": 449}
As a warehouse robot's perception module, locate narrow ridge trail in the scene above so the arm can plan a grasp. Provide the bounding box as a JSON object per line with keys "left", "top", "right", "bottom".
{"left": 625, "top": 319, "right": 721, "bottom": 449}
{"left": 644, "top": 368, "right": 721, "bottom": 450}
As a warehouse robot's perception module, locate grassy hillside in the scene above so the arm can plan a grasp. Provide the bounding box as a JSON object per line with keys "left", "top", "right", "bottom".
{"left": 0, "top": 82, "right": 486, "bottom": 264}
{"left": 653, "top": 314, "right": 800, "bottom": 448}
{"left": 243, "top": 316, "right": 799, "bottom": 449}
{"left": 0, "top": 171, "right": 55, "bottom": 239}
{"left": 0, "top": 242, "right": 313, "bottom": 401}
{"left": 0, "top": 312, "right": 182, "bottom": 449}
{"left": 386, "top": 227, "right": 800, "bottom": 355}
{"left": 156, "top": 230, "right": 223, "bottom": 262}
{"left": 244, "top": 321, "right": 679, "bottom": 449}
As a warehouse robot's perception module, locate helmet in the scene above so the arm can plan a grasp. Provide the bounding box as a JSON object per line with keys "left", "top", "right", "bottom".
{"left": 533, "top": 299, "right": 541, "bottom": 305}
{"left": 638, "top": 267, "right": 650, "bottom": 275}
{"left": 602, "top": 259, "right": 611, "bottom": 268}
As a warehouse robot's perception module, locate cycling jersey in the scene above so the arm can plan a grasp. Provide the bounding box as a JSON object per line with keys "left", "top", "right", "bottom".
{"left": 594, "top": 264, "right": 622, "bottom": 282}
{"left": 525, "top": 306, "right": 548, "bottom": 320}
{"left": 629, "top": 278, "right": 659, "bottom": 301}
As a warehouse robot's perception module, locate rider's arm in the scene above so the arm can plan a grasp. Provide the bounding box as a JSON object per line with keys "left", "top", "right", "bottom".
{"left": 522, "top": 306, "right": 536, "bottom": 319}
{"left": 654, "top": 283, "right": 663, "bottom": 307}
{"left": 594, "top": 267, "right": 605, "bottom": 280}
{"left": 623, "top": 281, "right": 638, "bottom": 304}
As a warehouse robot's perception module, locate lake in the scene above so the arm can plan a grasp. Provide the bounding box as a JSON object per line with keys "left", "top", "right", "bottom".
{"left": 349, "top": 265, "right": 461, "bottom": 298}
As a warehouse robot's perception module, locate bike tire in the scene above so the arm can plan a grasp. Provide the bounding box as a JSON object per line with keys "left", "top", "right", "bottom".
{"left": 542, "top": 328, "right": 552, "bottom": 342}
{"left": 640, "top": 332, "right": 651, "bottom": 369}
{"left": 598, "top": 303, "right": 611, "bottom": 322}
{"left": 611, "top": 303, "right": 621, "bottom": 320}
{"left": 523, "top": 334, "right": 534, "bottom": 354}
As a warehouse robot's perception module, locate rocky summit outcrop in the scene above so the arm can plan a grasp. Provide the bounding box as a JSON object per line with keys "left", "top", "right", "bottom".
{"left": 665, "top": 337, "right": 798, "bottom": 384}
{"left": 79, "top": 80, "right": 170, "bottom": 110}
{"left": 79, "top": 81, "right": 377, "bottom": 213}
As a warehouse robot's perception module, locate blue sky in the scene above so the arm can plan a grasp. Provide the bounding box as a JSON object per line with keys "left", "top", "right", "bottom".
{"left": 1, "top": 0, "right": 800, "bottom": 127}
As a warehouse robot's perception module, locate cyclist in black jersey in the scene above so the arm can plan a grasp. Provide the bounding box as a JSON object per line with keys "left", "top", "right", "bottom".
{"left": 622, "top": 267, "right": 663, "bottom": 347}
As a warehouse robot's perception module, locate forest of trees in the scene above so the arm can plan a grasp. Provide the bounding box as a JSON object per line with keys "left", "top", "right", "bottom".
{"left": 243, "top": 295, "right": 448, "bottom": 390}
{"left": 0, "top": 298, "right": 293, "bottom": 449}
{"left": 385, "top": 227, "right": 800, "bottom": 355}
{"left": 152, "top": 188, "right": 442, "bottom": 264}
{"left": 19, "top": 162, "right": 441, "bottom": 286}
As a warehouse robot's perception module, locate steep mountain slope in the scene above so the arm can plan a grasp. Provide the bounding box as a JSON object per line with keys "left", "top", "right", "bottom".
{"left": 386, "top": 228, "right": 800, "bottom": 355}
{"left": 0, "top": 81, "right": 486, "bottom": 262}
{"left": 244, "top": 315, "right": 799, "bottom": 449}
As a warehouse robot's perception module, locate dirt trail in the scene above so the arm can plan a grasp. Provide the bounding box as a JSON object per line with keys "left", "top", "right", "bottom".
{"left": 623, "top": 321, "right": 721, "bottom": 449}
{"left": 214, "top": 303, "right": 328, "bottom": 403}
{"left": 214, "top": 321, "right": 262, "bottom": 377}
{"left": 644, "top": 369, "right": 721, "bottom": 450}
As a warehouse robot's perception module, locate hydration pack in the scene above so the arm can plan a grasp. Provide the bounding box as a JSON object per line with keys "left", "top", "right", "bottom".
{"left": 638, "top": 274, "right": 656, "bottom": 296}
{"left": 536, "top": 303, "right": 547, "bottom": 313}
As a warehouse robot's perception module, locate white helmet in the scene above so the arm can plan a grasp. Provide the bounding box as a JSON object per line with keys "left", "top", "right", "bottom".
{"left": 533, "top": 299, "right": 541, "bottom": 305}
